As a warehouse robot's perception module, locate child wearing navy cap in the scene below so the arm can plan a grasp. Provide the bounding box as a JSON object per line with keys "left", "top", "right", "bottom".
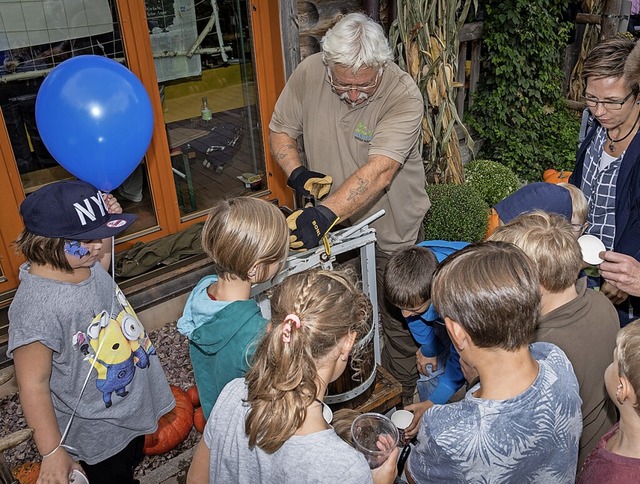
{"left": 485, "top": 182, "right": 574, "bottom": 238}
{"left": 7, "top": 180, "right": 175, "bottom": 484}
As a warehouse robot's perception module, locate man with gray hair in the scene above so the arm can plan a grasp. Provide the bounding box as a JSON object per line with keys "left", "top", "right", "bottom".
{"left": 269, "top": 13, "right": 430, "bottom": 404}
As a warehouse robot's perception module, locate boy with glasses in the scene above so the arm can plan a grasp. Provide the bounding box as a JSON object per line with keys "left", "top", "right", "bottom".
{"left": 570, "top": 36, "right": 640, "bottom": 327}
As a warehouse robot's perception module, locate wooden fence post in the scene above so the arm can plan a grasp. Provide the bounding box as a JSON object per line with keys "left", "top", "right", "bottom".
{"left": 602, "top": 0, "right": 623, "bottom": 38}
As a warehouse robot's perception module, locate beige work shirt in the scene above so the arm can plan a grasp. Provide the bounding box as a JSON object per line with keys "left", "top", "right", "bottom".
{"left": 270, "top": 53, "right": 430, "bottom": 254}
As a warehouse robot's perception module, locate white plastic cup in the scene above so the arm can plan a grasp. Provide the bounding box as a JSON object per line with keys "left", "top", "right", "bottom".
{"left": 578, "top": 234, "right": 606, "bottom": 265}
{"left": 351, "top": 412, "right": 399, "bottom": 469}
{"left": 390, "top": 409, "right": 414, "bottom": 446}
{"left": 69, "top": 469, "right": 89, "bottom": 484}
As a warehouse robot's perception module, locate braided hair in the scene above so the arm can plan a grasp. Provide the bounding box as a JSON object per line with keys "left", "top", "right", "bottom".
{"left": 244, "top": 267, "right": 371, "bottom": 453}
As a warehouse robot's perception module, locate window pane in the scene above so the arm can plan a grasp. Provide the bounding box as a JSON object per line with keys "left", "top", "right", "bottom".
{"left": 0, "top": 0, "right": 158, "bottom": 238}
{"left": 147, "top": 0, "right": 267, "bottom": 219}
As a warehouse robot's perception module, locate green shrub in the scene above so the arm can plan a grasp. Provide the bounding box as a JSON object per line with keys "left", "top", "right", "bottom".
{"left": 464, "top": 159, "right": 522, "bottom": 206}
{"left": 466, "top": 0, "right": 581, "bottom": 182}
{"left": 424, "top": 184, "right": 489, "bottom": 243}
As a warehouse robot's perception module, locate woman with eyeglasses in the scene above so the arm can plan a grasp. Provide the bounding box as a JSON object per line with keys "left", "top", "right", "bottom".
{"left": 570, "top": 36, "right": 640, "bottom": 327}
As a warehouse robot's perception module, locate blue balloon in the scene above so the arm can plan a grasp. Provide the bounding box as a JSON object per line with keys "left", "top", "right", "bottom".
{"left": 35, "top": 55, "right": 154, "bottom": 192}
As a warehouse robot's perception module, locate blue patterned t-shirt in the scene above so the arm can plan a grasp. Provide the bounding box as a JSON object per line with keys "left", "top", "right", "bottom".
{"left": 408, "top": 342, "right": 582, "bottom": 483}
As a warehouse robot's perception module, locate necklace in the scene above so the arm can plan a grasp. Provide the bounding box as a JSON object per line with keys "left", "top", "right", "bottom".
{"left": 607, "top": 111, "right": 640, "bottom": 152}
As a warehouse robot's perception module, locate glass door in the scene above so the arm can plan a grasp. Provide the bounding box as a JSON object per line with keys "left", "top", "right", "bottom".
{"left": 145, "top": 0, "right": 267, "bottom": 221}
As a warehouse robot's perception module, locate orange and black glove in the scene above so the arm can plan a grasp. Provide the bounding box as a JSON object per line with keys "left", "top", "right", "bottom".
{"left": 287, "top": 205, "right": 339, "bottom": 250}
{"left": 287, "top": 166, "right": 333, "bottom": 201}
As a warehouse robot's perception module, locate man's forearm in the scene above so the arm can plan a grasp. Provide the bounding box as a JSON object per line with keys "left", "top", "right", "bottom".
{"left": 269, "top": 131, "right": 302, "bottom": 177}
{"left": 322, "top": 154, "right": 399, "bottom": 221}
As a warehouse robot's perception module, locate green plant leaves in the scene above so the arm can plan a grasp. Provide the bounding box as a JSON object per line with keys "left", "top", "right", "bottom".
{"left": 466, "top": 0, "right": 580, "bottom": 182}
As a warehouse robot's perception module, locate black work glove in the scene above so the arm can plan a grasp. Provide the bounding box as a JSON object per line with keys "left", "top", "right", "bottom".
{"left": 287, "top": 166, "right": 333, "bottom": 201}
{"left": 287, "top": 205, "right": 339, "bottom": 250}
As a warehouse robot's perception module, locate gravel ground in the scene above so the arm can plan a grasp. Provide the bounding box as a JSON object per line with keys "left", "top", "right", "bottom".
{"left": 1, "top": 321, "right": 200, "bottom": 478}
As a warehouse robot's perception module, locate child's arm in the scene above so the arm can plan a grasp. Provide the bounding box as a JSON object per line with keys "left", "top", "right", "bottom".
{"left": 98, "top": 193, "right": 122, "bottom": 272}
{"left": 406, "top": 316, "right": 443, "bottom": 372}
{"left": 425, "top": 343, "right": 465, "bottom": 405}
{"left": 13, "top": 342, "right": 84, "bottom": 483}
{"left": 187, "top": 438, "right": 211, "bottom": 483}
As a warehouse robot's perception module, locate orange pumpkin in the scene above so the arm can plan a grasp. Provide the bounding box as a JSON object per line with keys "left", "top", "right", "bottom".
{"left": 186, "top": 385, "right": 200, "bottom": 408}
{"left": 542, "top": 169, "right": 572, "bottom": 184}
{"left": 484, "top": 208, "right": 501, "bottom": 240}
{"left": 12, "top": 462, "right": 40, "bottom": 484}
{"left": 143, "top": 385, "right": 194, "bottom": 455}
{"left": 194, "top": 406, "right": 207, "bottom": 433}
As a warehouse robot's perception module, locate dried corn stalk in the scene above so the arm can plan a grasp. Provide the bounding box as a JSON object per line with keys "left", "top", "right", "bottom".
{"left": 390, "top": 0, "right": 477, "bottom": 184}
{"left": 568, "top": 0, "right": 605, "bottom": 101}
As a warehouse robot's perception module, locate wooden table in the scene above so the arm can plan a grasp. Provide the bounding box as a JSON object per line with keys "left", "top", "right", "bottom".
{"left": 328, "top": 365, "right": 402, "bottom": 415}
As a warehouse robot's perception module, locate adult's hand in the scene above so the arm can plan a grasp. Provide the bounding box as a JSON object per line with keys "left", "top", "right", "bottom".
{"left": 286, "top": 205, "right": 339, "bottom": 250}
{"left": 599, "top": 250, "right": 640, "bottom": 297}
{"left": 403, "top": 400, "right": 433, "bottom": 439}
{"left": 600, "top": 280, "right": 629, "bottom": 306}
{"left": 371, "top": 446, "right": 399, "bottom": 484}
{"left": 287, "top": 166, "right": 333, "bottom": 201}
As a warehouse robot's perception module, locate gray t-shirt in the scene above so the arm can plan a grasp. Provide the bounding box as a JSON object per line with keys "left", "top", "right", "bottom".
{"left": 408, "top": 342, "right": 582, "bottom": 483}
{"left": 204, "top": 378, "right": 373, "bottom": 483}
{"left": 8, "top": 263, "right": 175, "bottom": 464}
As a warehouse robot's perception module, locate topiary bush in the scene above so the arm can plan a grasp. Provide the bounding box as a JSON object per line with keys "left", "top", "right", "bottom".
{"left": 464, "top": 159, "right": 522, "bottom": 207}
{"left": 424, "top": 184, "right": 489, "bottom": 243}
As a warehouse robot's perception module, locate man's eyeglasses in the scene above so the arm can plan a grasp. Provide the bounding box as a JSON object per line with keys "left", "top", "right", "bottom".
{"left": 582, "top": 91, "right": 636, "bottom": 111}
{"left": 326, "top": 68, "right": 383, "bottom": 93}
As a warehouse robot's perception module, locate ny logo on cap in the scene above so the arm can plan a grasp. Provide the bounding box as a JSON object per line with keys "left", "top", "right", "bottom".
{"left": 73, "top": 193, "right": 107, "bottom": 226}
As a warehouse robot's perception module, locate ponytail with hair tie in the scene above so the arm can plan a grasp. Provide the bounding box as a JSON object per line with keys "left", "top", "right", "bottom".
{"left": 281, "top": 314, "right": 302, "bottom": 344}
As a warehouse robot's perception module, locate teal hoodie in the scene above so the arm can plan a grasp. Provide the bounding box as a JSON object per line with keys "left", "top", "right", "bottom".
{"left": 177, "top": 275, "right": 268, "bottom": 418}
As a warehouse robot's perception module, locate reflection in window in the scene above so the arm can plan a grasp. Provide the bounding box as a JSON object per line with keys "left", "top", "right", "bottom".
{"left": 147, "top": 0, "right": 267, "bottom": 220}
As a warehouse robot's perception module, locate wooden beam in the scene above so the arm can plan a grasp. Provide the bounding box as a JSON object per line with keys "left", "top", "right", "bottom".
{"left": 279, "top": 0, "right": 300, "bottom": 79}
{"left": 459, "top": 22, "right": 484, "bottom": 43}
{"left": 576, "top": 13, "right": 602, "bottom": 25}
{"left": 602, "top": 0, "right": 623, "bottom": 38}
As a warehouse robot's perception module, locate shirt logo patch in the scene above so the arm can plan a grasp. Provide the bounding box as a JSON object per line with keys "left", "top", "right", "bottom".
{"left": 354, "top": 122, "right": 374, "bottom": 142}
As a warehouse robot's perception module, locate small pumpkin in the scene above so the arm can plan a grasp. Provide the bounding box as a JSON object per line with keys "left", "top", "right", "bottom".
{"left": 194, "top": 406, "right": 207, "bottom": 433}
{"left": 542, "top": 169, "right": 572, "bottom": 184}
{"left": 186, "top": 385, "right": 200, "bottom": 408}
{"left": 484, "top": 208, "right": 501, "bottom": 240}
{"left": 12, "top": 462, "right": 41, "bottom": 484}
{"left": 143, "top": 385, "right": 194, "bottom": 455}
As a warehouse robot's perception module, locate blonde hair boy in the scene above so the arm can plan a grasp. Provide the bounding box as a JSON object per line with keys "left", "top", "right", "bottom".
{"left": 490, "top": 210, "right": 582, "bottom": 293}
{"left": 489, "top": 211, "right": 619, "bottom": 466}
{"left": 178, "top": 196, "right": 290, "bottom": 418}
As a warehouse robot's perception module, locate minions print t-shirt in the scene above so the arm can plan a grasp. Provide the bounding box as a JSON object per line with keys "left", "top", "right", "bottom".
{"left": 8, "top": 262, "right": 175, "bottom": 465}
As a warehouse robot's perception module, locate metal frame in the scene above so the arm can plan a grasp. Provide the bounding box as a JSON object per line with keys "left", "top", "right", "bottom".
{"left": 251, "top": 210, "right": 384, "bottom": 365}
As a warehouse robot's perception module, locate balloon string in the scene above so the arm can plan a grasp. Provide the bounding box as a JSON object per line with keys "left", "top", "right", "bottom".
{"left": 111, "top": 236, "right": 115, "bottom": 277}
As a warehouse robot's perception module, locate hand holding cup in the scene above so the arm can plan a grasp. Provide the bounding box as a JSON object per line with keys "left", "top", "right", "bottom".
{"left": 351, "top": 413, "right": 399, "bottom": 469}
